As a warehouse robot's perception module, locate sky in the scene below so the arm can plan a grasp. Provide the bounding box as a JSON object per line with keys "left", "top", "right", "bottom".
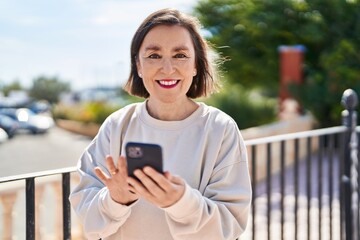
{"left": 0, "top": 0, "right": 197, "bottom": 90}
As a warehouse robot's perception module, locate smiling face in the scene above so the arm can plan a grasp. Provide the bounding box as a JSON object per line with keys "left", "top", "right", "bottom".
{"left": 136, "top": 25, "right": 197, "bottom": 104}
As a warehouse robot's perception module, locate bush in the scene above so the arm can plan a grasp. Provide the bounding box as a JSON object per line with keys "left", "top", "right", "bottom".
{"left": 52, "top": 102, "right": 120, "bottom": 124}
{"left": 205, "top": 83, "right": 277, "bottom": 129}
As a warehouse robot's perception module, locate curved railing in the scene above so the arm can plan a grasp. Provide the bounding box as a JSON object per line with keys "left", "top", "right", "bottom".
{"left": 0, "top": 90, "right": 358, "bottom": 240}
{"left": 1, "top": 126, "right": 358, "bottom": 239}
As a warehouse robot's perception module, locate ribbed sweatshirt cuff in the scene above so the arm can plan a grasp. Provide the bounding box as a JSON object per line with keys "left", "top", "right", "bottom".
{"left": 100, "top": 188, "right": 133, "bottom": 220}
{"left": 162, "top": 183, "right": 201, "bottom": 220}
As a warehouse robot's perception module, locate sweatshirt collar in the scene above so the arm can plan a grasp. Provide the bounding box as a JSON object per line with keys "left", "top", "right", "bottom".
{"left": 137, "top": 100, "right": 207, "bottom": 131}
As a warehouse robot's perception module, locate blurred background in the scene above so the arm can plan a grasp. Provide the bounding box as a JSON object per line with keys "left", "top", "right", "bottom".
{"left": 0, "top": 0, "right": 359, "bottom": 238}
{"left": 1, "top": 0, "right": 359, "bottom": 136}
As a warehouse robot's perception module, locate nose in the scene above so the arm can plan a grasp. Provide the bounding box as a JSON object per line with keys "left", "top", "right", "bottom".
{"left": 161, "top": 58, "right": 175, "bottom": 74}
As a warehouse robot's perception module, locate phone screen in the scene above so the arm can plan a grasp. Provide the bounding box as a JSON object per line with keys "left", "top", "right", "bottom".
{"left": 125, "top": 142, "right": 163, "bottom": 178}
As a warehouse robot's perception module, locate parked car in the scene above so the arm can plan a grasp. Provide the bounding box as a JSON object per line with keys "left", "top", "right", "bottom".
{"left": 0, "top": 114, "right": 20, "bottom": 138}
{"left": 0, "top": 108, "right": 54, "bottom": 134}
{"left": 28, "top": 100, "right": 52, "bottom": 114}
{"left": 0, "top": 128, "right": 8, "bottom": 143}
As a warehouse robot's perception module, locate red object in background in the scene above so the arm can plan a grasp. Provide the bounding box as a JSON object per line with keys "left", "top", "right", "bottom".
{"left": 278, "top": 45, "right": 305, "bottom": 112}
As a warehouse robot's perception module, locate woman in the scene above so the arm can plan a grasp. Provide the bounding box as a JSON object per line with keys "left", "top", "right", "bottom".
{"left": 70, "top": 8, "right": 252, "bottom": 240}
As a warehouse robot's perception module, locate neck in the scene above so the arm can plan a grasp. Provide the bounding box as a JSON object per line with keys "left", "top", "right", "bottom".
{"left": 146, "top": 98, "right": 198, "bottom": 121}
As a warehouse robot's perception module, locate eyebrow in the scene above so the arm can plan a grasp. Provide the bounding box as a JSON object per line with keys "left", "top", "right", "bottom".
{"left": 173, "top": 45, "right": 190, "bottom": 51}
{"left": 144, "top": 45, "right": 161, "bottom": 52}
{"left": 143, "top": 44, "right": 191, "bottom": 52}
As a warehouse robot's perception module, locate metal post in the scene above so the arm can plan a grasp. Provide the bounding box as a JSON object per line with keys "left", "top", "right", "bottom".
{"left": 26, "top": 178, "right": 35, "bottom": 240}
{"left": 62, "top": 172, "right": 71, "bottom": 240}
{"left": 341, "top": 89, "right": 359, "bottom": 240}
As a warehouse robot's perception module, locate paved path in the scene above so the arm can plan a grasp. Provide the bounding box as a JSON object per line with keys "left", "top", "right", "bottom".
{"left": 0, "top": 126, "right": 91, "bottom": 177}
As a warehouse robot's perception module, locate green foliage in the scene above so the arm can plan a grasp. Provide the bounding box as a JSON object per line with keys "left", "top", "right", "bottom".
{"left": 1, "top": 80, "right": 23, "bottom": 96}
{"left": 52, "top": 102, "right": 120, "bottom": 124}
{"left": 290, "top": 40, "right": 360, "bottom": 126}
{"left": 85, "top": 102, "right": 119, "bottom": 124}
{"left": 205, "top": 83, "right": 277, "bottom": 129}
{"left": 29, "top": 76, "right": 71, "bottom": 104}
{"left": 194, "top": 0, "right": 360, "bottom": 127}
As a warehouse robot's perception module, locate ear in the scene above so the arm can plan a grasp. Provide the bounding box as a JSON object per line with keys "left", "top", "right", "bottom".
{"left": 136, "top": 59, "right": 142, "bottom": 78}
{"left": 193, "top": 69, "right": 197, "bottom": 76}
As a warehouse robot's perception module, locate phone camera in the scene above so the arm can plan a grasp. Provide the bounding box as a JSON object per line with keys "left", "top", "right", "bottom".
{"left": 127, "top": 147, "right": 143, "bottom": 158}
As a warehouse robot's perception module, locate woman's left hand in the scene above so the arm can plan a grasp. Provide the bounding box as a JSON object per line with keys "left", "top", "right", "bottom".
{"left": 127, "top": 167, "right": 185, "bottom": 208}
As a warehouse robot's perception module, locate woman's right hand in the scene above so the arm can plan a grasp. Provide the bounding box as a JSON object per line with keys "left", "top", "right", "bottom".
{"left": 95, "top": 155, "right": 138, "bottom": 205}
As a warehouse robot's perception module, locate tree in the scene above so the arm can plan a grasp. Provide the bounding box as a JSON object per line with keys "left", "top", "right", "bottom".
{"left": 194, "top": 0, "right": 360, "bottom": 127}
{"left": 29, "top": 76, "right": 71, "bottom": 104}
{"left": 1, "top": 80, "right": 23, "bottom": 96}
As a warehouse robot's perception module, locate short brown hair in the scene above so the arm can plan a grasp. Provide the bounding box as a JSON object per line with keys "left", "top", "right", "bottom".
{"left": 123, "top": 8, "right": 219, "bottom": 98}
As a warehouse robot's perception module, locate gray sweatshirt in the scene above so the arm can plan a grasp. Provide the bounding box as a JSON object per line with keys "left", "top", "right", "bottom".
{"left": 69, "top": 101, "right": 252, "bottom": 239}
